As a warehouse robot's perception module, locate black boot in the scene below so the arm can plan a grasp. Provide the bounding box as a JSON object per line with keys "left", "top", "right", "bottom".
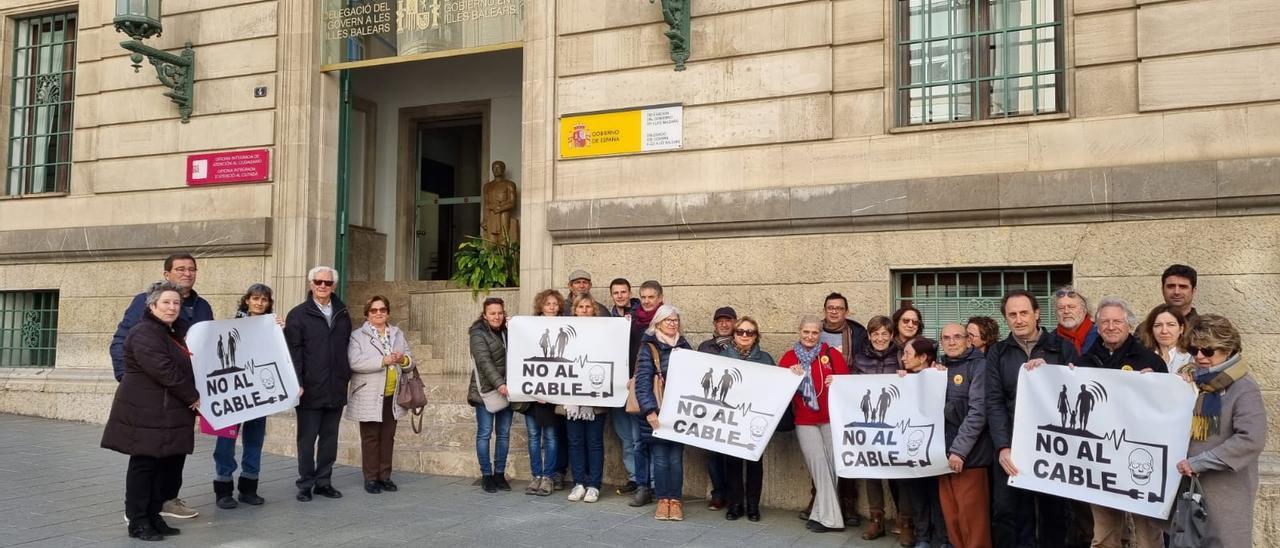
{"left": 725, "top": 503, "right": 744, "bottom": 521}
{"left": 127, "top": 519, "right": 164, "bottom": 541}
{"left": 237, "top": 477, "right": 265, "bottom": 505}
{"left": 214, "top": 480, "right": 237, "bottom": 509}
{"left": 747, "top": 504, "right": 761, "bottom": 522}
{"left": 481, "top": 475, "right": 497, "bottom": 493}
{"left": 150, "top": 516, "right": 180, "bottom": 536}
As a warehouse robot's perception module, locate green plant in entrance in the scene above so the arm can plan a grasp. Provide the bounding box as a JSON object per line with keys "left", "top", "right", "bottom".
{"left": 451, "top": 235, "right": 519, "bottom": 298}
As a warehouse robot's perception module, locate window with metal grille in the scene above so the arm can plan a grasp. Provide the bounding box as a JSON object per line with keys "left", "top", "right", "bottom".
{"left": 0, "top": 290, "right": 59, "bottom": 367}
{"left": 896, "top": 0, "right": 1063, "bottom": 126}
{"left": 6, "top": 11, "right": 77, "bottom": 196}
{"left": 893, "top": 267, "right": 1072, "bottom": 340}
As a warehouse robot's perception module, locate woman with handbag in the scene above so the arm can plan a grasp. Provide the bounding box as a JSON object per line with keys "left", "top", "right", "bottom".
{"left": 211, "top": 283, "right": 281, "bottom": 509}
{"left": 635, "top": 304, "right": 692, "bottom": 521}
{"left": 717, "top": 316, "right": 774, "bottom": 522}
{"left": 523, "top": 290, "right": 563, "bottom": 497}
{"left": 564, "top": 294, "right": 608, "bottom": 503}
{"left": 778, "top": 315, "right": 849, "bottom": 534}
{"left": 347, "top": 295, "right": 415, "bottom": 495}
{"left": 1174, "top": 314, "right": 1266, "bottom": 548}
{"left": 469, "top": 297, "right": 513, "bottom": 494}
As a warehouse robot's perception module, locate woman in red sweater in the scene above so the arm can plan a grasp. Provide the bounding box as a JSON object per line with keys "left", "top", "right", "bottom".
{"left": 778, "top": 315, "right": 850, "bottom": 533}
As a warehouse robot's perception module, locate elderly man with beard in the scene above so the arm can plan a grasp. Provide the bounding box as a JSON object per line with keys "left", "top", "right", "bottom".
{"left": 1054, "top": 286, "right": 1098, "bottom": 355}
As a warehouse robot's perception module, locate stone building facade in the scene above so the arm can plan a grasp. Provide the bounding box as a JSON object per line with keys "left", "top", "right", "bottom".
{"left": 0, "top": 0, "right": 1276, "bottom": 540}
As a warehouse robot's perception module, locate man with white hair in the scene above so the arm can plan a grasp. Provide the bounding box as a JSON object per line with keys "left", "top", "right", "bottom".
{"left": 284, "top": 266, "right": 353, "bottom": 502}
{"left": 1079, "top": 297, "right": 1166, "bottom": 548}
{"left": 1053, "top": 286, "right": 1098, "bottom": 355}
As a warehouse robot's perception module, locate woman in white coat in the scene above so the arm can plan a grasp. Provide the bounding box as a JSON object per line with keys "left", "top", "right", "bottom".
{"left": 347, "top": 295, "right": 414, "bottom": 494}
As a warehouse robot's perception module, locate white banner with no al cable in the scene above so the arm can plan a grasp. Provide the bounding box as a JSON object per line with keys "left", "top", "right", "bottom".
{"left": 187, "top": 315, "right": 300, "bottom": 431}
{"left": 830, "top": 369, "right": 950, "bottom": 479}
{"left": 1008, "top": 365, "right": 1196, "bottom": 519}
{"left": 652, "top": 348, "right": 801, "bottom": 461}
{"left": 506, "top": 316, "right": 631, "bottom": 407}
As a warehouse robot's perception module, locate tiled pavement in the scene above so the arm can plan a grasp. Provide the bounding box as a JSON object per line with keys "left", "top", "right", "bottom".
{"left": 0, "top": 414, "right": 901, "bottom": 547}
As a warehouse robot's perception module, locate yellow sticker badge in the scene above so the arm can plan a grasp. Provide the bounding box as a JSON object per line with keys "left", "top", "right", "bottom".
{"left": 1121, "top": 365, "right": 1134, "bottom": 372}
{"left": 820, "top": 355, "right": 830, "bottom": 365}
{"left": 953, "top": 374, "right": 964, "bottom": 385}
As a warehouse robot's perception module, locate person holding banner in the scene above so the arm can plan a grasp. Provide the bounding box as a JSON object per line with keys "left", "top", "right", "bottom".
{"left": 717, "top": 316, "right": 775, "bottom": 522}
{"left": 101, "top": 282, "right": 201, "bottom": 541}
{"left": 819, "top": 292, "right": 867, "bottom": 527}
{"left": 986, "top": 289, "right": 1080, "bottom": 548}
{"left": 210, "top": 284, "right": 282, "bottom": 509}
{"left": 563, "top": 294, "right": 609, "bottom": 503}
{"left": 347, "top": 295, "right": 415, "bottom": 495}
{"left": 851, "top": 315, "right": 908, "bottom": 541}
{"left": 697, "top": 306, "right": 737, "bottom": 512}
{"left": 468, "top": 297, "right": 514, "bottom": 494}
{"left": 897, "top": 338, "right": 949, "bottom": 548}
{"left": 937, "top": 323, "right": 993, "bottom": 548}
{"left": 523, "top": 290, "right": 564, "bottom": 496}
{"left": 1175, "top": 315, "right": 1266, "bottom": 548}
{"left": 779, "top": 315, "right": 849, "bottom": 534}
{"left": 635, "top": 304, "right": 692, "bottom": 521}
{"left": 1137, "top": 304, "right": 1192, "bottom": 372}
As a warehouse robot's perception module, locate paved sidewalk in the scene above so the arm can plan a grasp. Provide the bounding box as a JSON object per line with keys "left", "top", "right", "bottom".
{"left": 1, "top": 414, "right": 900, "bottom": 547}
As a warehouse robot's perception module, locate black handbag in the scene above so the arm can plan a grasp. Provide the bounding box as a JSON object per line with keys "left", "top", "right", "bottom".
{"left": 1167, "top": 475, "right": 1208, "bottom": 548}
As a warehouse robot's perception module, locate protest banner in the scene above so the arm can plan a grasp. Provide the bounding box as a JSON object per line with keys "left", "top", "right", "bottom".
{"left": 1008, "top": 364, "right": 1197, "bottom": 519}
{"left": 187, "top": 315, "right": 300, "bottom": 431}
{"left": 506, "top": 316, "right": 630, "bottom": 407}
{"left": 653, "top": 348, "right": 800, "bottom": 461}
{"left": 830, "top": 369, "right": 949, "bottom": 479}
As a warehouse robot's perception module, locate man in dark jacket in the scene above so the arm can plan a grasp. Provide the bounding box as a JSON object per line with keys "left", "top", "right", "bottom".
{"left": 106, "top": 253, "right": 210, "bottom": 520}
{"left": 607, "top": 277, "right": 643, "bottom": 495}
{"left": 986, "top": 290, "right": 1080, "bottom": 548}
{"left": 819, "top": 292, "right": 866, "bottom": 525}
{"left": 1079, "top": 297, "right": 1167, "bottom": 548}
{"left": 938, "top": 323, "right": 992, "bottom": 548}
{"left": 696, "top": 306, "right": 736, "bottom": 510}
{"left": 284, "top": 266, "right": 352, "bottom": 502}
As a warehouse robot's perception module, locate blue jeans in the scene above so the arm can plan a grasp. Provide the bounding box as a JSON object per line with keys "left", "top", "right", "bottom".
{"left": 706, "top": 450, "right": 727, "bottom": 499}
{"left": 212, "top": 416, "right": 266, "bottom": 481}
{"left": 609, "top": 407, "right": 638, "bottom": 482}
{"left": 554, "top": 415, "right": 569, "bottom": 477}
{"left": 524, "top": 414, "right": 558, "bottom": 477}
{"left": 632, "top": 415, "right": 652, "bottom": 486}
{"left": 649, "top": 439, "right": 684, "bottom": 499}
{"left": 566, "top": 415, "right": 606, "bottom": 488}
{"left": 474, "top": 405, "right": 513, "bottom": 476}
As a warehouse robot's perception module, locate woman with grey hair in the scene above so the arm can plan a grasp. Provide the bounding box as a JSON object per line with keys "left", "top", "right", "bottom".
{"left": 634, "top": 304, "right": 692, "bottom": 521}
{"left": 778, "top": 315, "right": 850, "bottom": 533}
{"left": 101, "top": 282, "right": 201, "bottom": 541}
{"left": 1175, "top": 314, "right": 1266, "bottom": 548}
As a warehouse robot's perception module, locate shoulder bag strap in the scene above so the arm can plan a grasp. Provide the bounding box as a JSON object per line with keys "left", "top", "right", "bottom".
{"left": 648, "top": 342, "right": 663, "bottom": 378}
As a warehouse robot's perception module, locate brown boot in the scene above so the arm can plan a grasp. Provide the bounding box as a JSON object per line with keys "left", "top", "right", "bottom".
{"left": 862, "top": 510, "right": 886, "bottom": 540}
{"left": 897, "top": 515, "right": 916, "bottom": 547}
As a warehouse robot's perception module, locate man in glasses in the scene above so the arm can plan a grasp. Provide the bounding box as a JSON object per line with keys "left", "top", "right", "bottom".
{"left": 284, "top": 266, "right": 353, "bottom": 503}
{"left": 107, "top": 252, "right": 213, "bottom": 520}
{"left": 695, "top": 306, "right": 737, "bottom": 511}
{"left": 818, "top": 292, "right": 867, "bottom": 526}
{"left": 1054, "top": 286, "right": 1098, "bottom": 355}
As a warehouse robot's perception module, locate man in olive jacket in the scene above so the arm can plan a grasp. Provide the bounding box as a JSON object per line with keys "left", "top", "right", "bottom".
{"left": 985, "top": 290, "right": 1080, "bottom": 548}
{"left": 284, "top": 266, "right": 352, "bottom": 502}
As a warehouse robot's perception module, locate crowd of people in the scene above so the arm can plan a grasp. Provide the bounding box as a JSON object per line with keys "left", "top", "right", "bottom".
{"left": 468, "top": 266, "right": 1266, "bottom": 548}
{"left": 93, "top": 254, "right": 1265, "bottom": 548}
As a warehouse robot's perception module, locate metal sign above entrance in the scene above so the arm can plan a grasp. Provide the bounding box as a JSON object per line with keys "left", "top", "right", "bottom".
{"left": 320, "top": 0, "right": 523, "bottom": 72}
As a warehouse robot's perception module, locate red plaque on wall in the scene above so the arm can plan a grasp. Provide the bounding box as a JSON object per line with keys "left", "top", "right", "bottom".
{"left": 186, "top": 149, "right": 271, "bottom": 185}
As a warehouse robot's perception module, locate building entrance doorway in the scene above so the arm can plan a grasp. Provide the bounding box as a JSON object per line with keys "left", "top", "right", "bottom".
{"left": 415, "top": 118, "right": 483, "bottom": 280}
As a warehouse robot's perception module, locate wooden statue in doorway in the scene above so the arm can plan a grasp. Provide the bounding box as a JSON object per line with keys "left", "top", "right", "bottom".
{"left": 482, "top": 160, "right": 519, "bottom": 244}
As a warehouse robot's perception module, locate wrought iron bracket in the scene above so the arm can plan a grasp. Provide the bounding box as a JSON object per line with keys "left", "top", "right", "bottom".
{"left": 651, "top": 0, "right": 690, "bottom": 71}
{"left": 119, "top": 40, "right": 195, "bottom": 123}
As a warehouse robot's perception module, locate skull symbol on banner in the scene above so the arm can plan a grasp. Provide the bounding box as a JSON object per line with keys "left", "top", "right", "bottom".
{"left": 749, "top": 416, "right": 768, "bottom": 441}
{"left": 258, "top": 368, "right": 277, "bottom": 390}
{"left": 1128, "top": 448, "right": 1154, "bottom": 486}
{"left": 907, "top": 430, "right": 925, "bottom": 455}
{"left": 589, "top": 366, "right": 606, "bottom": 391}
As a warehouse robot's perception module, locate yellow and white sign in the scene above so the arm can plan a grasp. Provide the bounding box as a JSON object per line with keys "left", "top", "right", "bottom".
{"left": 559, "top": 105, "right": 683, "bottom": 159}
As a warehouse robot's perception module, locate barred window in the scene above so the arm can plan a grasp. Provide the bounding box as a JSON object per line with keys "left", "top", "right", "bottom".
{"left": 0, "top": 290, "right": 59, "bottom": 367}
{"left": 893, "top": 267, "right": 1072, "bottom": 340}
{"left": 896, "top": 0, "right": 1063, "bottom": 126}
{"left": 6, "top": 11, "right": 77, "bottom": 196}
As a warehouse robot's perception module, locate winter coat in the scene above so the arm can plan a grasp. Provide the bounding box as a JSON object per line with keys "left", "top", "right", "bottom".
{"left": 1082, "top": 334, "right": 1167, "bottom": 373}
{"left": 940, "top": 346, "right": 992, "bottom": 468}
{"left": 777, "top": 343, "right": 850, "bottom": 426}
{"left": 719, "top": 345, "right": 776, "bottom": 367}
{"left": 635, "top": 333, "right": 692, "bottom": 439}
{"left": 611, "top": 297, "right": 644, "bottom": 373}
{"left": 110, "top": 289, "right": 213, "bottom": 381}
{"left": 100, "top": 311, "right": 200, "bottom": 458}
{"left": 985, "top": 328, "right": 1081, "bottom": 450}
{"left": 284, "top": 295, "right": 353, "bottom": 410}
{"left": 697, "top": 335, "right": 732, "bottom": 355}
{"left": 467, "top": 319, "right": 508, "bottom": 407}
{"left": 346, "top": 321, "right": 414, "bottom": 422}
{"left": 822, "top": 320, "right": 869, "bottom": 359}
{"left": 851, "top": 342, "right": 901, "bottom": 375}
{"left": 1186, "top": 368, "right": 1266, "bottom": 548}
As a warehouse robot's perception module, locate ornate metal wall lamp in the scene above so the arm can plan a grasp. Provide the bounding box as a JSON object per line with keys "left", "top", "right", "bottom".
{"left": 113, "top": 0, "right": 195, "bottom": 123}
{"left": 650, "top": 0, "right": 690, "bottom": 71}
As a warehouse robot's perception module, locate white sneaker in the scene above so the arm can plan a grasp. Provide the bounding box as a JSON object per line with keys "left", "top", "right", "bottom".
{"left": 567, "top": 484, "right": 586, "bottom": 502}
{"left": 584, "top": 487, "right": 599, "bottom": 503}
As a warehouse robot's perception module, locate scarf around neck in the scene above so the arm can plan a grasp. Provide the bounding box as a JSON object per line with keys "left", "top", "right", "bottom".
{"left": 634, "top": 304, "right": 660, "bottom": 331}
{"left": 1191, "top": 352, "right": 1249, "bottom": 441}
{"left": 1056, "top": 315, "right": 1094, "bottom": 353}
{"left": 793, "top": 342, "right": 822, "bottom": 411}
